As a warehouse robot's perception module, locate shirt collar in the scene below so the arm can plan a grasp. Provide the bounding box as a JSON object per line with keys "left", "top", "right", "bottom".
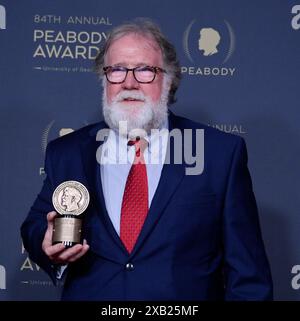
{"left": 101, "top": 118, "right": 169, "bottom": 164}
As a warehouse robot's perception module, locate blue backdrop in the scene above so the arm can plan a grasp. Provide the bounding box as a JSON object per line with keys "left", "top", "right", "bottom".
{"left": 0, "top": 0, "right": 300, "bottom": 300}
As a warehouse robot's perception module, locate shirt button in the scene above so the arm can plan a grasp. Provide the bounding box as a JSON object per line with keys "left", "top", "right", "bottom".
{"left": 125, "top": 263, "right": 134, "bottom": 271}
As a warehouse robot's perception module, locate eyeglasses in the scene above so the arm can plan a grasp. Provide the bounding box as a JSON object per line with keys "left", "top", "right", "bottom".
{"left": 103, "top": 65, "right": 166, "bottom": 84}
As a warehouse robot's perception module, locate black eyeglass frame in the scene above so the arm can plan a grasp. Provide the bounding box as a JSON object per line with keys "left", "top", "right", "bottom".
{"left": 103, "top": 65, "right": 166, "bottom": 84}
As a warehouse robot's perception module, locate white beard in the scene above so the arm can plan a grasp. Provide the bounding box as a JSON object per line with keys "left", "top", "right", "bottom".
{"left": 102, "top": 77, "right": 170, "bottom": 138}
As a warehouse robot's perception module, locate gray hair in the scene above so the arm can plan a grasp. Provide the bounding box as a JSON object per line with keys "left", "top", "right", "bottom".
{"left": 95, "top": 18, "right": 181, "bottom": 105}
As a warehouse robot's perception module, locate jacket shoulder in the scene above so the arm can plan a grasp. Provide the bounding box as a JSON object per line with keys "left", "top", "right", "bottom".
{"left": 171, "top": 112, "right": 244, "bottom": 147}
{"left": 46, "top": 121, "right": 105, "bottom": 152}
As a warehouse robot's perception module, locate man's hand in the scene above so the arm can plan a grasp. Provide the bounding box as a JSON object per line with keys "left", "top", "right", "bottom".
{"left": 42, "top": 211, "right": 90, "bottom": 264}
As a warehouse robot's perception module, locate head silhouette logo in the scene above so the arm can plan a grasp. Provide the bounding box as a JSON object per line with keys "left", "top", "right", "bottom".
{"left": 41, "top": 121, "right": 83, "bottom": 155}
{"left": 0, "top": 265, "right": 6, "bottom": 290}
{"left": 198, "top": 28, "right": 221, "bottom": 56}
{"left": 0, "top": 5, "right": 6, "bottom": 30}
{"left": 183, "top": 19, "right": 235, "bottom": 64}
{"left": 59, "top": 128, "right": 74, "bottom": 137}
{"left": 182, "top": 18, "right": 236, "bottom": 77}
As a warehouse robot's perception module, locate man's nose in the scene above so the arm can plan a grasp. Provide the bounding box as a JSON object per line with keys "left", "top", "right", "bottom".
{"left": 122, "top": 70, "right": 139, "bottom": 89}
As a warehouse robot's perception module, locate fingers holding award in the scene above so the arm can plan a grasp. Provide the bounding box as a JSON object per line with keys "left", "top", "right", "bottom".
{"left": 52, "top": 181, "right": 90, "bottom": 247}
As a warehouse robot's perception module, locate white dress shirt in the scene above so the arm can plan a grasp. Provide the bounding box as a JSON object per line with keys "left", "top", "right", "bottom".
{"left": 100, "top": 122, "right": 169, "bottom": 235}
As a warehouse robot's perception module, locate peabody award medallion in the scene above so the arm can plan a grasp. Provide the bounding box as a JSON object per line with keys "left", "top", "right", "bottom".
{"left": 52, "top": 181, "right": 90, "bottom": 247}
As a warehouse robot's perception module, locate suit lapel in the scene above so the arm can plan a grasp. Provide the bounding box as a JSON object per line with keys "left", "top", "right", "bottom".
{"left": 130, "top": 112, "right": 186, "bottom": 256}
{"left": 79, "top": 123, "right": 126, "bottom": 254}
{"left": 79, "top": 122, "right": 106, "bottom": 213}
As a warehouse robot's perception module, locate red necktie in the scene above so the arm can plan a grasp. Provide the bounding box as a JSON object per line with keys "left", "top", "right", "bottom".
{"left": 120, "top": 138, "right": 148, "bottom": 253}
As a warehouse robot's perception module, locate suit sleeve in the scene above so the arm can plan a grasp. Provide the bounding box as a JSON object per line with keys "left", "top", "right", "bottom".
{"left": 20, "top": 142, "right": 58, "bottom": 284}
{"left": 223, "top": 137, "right": 273, "bottom": 300}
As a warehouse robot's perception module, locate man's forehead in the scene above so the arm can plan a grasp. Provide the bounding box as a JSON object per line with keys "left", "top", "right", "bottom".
{"left": 108, "top": 33, "right": 161, "bottom": 53}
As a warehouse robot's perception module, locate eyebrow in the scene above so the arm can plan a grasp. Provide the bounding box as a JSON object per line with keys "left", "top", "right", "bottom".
{"left": 110, "top": 62, "right": 150, "bottom": 67}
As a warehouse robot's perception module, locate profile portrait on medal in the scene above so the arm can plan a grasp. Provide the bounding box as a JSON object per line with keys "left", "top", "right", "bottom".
{"left": 61, "top": 186, "right": 82, "bottom": 212}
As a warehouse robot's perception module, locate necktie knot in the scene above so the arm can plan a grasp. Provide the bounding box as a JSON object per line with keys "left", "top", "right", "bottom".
{"left": 128, "top": 137, "right": 148, "bottom": 158}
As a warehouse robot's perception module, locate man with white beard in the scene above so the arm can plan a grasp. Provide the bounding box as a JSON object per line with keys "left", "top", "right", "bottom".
{"left": 21, "top": 18, "right": 273, "bottom": 301}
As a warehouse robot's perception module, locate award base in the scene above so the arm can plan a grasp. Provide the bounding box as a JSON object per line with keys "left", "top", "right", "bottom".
{"left": 52, "top": 215, "right": 82, "bottom": 248}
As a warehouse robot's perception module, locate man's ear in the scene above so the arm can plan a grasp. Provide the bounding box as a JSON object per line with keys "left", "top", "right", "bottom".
{"left": 165, "top": 76, "right": 172, "bottom": 93}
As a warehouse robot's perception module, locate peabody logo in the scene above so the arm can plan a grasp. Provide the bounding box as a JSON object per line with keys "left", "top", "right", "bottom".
{"left": 0, "top": 5, "right": 6, "bottom": 30}
{"left": 0, "top": 264, "right": 6, "bottom": 290}
{"left": 198, "top": 28, "right": 221, "bottom": 57}
{"left": 39, "top": 121, "right": 87, "bottom": 175}
{"left": 41, "top": 120, "right": 79, "bottom": 155}
{"left": 182, "top": 19, "right": 236, "bottom": 77}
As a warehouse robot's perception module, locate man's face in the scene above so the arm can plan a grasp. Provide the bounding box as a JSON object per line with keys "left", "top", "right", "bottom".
{"left": 105, "top": 33, "right": 164, "bottom": 106}
{"left": 61, "top": 190, "right": 71, "bottom": 206}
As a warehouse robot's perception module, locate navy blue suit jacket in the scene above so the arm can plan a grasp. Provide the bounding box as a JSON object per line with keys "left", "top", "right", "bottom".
{"left": 21, "top": 112, "right": 273, "bottom": 300}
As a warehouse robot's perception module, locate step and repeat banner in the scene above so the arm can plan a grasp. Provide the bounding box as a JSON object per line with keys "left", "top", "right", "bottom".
{"left": 0, "top": 0, "right": 300, "bottom": 300}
